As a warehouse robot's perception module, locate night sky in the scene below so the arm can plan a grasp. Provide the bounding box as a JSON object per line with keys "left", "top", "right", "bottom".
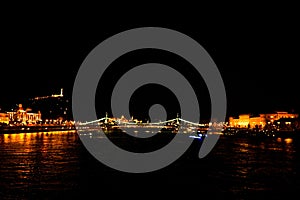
{"left": 1, "top": 14, "right": 299, "bottom": 120}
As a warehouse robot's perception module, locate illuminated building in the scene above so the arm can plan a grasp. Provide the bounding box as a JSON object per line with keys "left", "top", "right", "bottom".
{"left": 229, "top": 114, "right": 266, "bottom": 129}
{"left": 264, "top": 112, "right": 298, "bottom": 123}
{"left": 229, "top": 111, "right": 298, "bottom": 129}
{"left": 274, "top": 117, "right": 300, "bottom": 131}
{"left": 0, "top": 113, "right": 10, "bottom": 124}
{"left": 7, "top": 104, "right": 42, "bottom": 125}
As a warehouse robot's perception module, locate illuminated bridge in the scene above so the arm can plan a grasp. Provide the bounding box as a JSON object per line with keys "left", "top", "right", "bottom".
{"left": 77, "top": 114, "right": 224, "bottom": 134}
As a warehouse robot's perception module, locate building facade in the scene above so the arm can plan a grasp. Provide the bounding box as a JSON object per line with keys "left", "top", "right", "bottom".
{"left": 229, "top": 111, "right": 298, "bottom": 129}
{"left": 0, "top": 113, "right": 10, "bottom": 124}
{"left": 7, "top": 104, "right": 42, "bottom": 125}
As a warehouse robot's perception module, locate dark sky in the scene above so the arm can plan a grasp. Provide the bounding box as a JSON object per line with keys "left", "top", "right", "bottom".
{"left": 1, "top": 13, "right": 299, "bottom": 119}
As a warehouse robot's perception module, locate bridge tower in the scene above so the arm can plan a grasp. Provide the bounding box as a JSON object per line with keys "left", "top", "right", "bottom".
{"left": 104, "top": 112, "right": 108, "bottom": 124}
{"left": 176, "top": 113, "right": 180, "bottom": 125}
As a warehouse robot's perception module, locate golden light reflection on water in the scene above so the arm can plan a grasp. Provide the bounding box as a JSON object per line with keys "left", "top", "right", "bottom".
{"left": 2, "top": 130, "right": 77, "bottom": 144}
{"left": 0, "top": 130, "right": 80, "bottom": 193}
{"left": 284, "top": 138, "right": 293, "bottom": 144}
{"left": 238, "top": 143, "right": 249, "bottom": 153}
{"left": 0, "top": 131, "right": 298, "bottom": 198}
{"left": 276, "top": 137, "right": 293, "bottom": 144}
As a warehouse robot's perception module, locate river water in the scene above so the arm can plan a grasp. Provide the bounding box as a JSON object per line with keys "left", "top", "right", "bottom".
{"left": 0, "top": 131, "right": 299, "bottom": 199}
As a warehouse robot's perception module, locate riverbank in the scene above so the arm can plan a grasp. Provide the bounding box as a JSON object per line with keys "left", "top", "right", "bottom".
{"left": 222, "top": 128, "right": 300, "bottom": 139}
{"left": 0, "top": 125, "right": 76, "bottom": 134}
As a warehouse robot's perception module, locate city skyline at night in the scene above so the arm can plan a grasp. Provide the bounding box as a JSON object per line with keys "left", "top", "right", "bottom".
{"left": 0, "top": 86, "right": 299, "bottom": 122}
{"left": 1, "top": 12, "right": 300, "bottom": 198}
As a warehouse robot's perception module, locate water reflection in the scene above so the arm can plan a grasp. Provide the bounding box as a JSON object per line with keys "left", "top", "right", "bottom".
{"left": 276, "top": 137, "right": 293, "bottom": 144}
{"left": 211, "top": 136, "right": 297, "bottom": 197}
{"left": 0, "top": 131, "right": 298, "bottom": 199}
{"left": 0, "top": 131, "right": 80, "bottom": 199}
{"left": 284, "top": 138, "right": 293, "bottom": 144}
